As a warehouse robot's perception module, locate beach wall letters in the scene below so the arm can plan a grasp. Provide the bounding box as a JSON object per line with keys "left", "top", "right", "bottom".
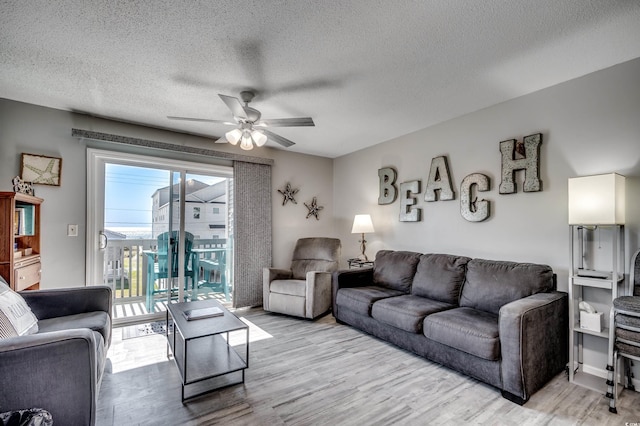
{"left": 378, "top": 133, "right": 542, "bottom": 222}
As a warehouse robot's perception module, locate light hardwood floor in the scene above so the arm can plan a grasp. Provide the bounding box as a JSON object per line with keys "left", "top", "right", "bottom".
{"left": 97, "top": 308, "right": 640, "bottom": 425}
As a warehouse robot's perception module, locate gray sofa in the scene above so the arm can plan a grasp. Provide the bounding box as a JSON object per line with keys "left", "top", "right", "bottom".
{"left": 0, "top": 285, "right": 112, "bottom": 426}
{"left": 332, "top": 250, "right": 568, "bottom": 404}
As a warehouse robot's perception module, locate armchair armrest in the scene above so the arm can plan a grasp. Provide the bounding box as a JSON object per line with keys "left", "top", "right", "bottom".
{"left": 0, "top": 329, "right": 100, "bottom": 426}
{"left": 305, "top": 271, "right": 332, "bottom": 319}
{"left": 263, "top": 268, "right": 292, "bottom": 311}
{"left": 20, "top": 286, "right": 112, "bottom": 321}
{"left": 331, "top": 267, "right": 374, "bottom": 313}
{"left": 499, "top": 291, "right": 568, "bottom": 404}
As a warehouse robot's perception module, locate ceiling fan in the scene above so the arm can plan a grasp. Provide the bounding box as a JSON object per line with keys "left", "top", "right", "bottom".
{"left": 167, "top": 91, "right": 315, "bottom": 150}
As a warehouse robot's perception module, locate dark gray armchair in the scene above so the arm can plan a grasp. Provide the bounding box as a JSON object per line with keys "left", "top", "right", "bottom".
{"left": 263, "top": 237, "right": 341, "bottom": 319}
{"left": 0, "top": 285, "right": 112, "bottom": 426}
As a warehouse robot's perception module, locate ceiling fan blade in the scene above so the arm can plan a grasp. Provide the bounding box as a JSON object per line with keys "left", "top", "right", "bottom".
{"left": 167, "top": 116, "right": 234, "bottom": 125}
{"left": 255, "top": 117, "right": 315, "bottom": 127}
{"left": 219, "top": 94, "right": 248, "bottom": 119}
{"left": 214, "top": 136, "right": 228, "bottom": 144}
{"left": 262, "top": 129, "right": 295, "bottom": 147}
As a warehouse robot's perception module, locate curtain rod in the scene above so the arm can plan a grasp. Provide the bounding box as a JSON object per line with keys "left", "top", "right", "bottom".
{"left": 72, "top": 128, "right": 274, "bottom": 166}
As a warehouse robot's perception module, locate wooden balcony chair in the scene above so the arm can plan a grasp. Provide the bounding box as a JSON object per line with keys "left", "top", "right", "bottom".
{"left": 197, "top": 248, "right": 231, "bottom": 302}
{"left": 145, "top": 231, "right": 195, "bottom": 312}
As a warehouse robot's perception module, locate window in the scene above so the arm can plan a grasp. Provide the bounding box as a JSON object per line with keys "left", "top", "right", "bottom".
{"left": 193, "top": 207, "right": 201, "bottom": 219}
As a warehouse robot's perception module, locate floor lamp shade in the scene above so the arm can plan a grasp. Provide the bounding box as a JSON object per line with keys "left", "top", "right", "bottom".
{"left": 568, "top": 173, "right": 625, "bottom": 225}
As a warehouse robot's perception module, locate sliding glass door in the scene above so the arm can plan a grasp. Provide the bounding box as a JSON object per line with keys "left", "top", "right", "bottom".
{"left": 87, "top": 149, "right": 233, "bottom": 326}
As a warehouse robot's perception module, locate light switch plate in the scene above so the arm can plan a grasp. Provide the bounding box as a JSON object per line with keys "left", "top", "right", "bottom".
{"left": 68, "top": 224, "right": 78, "bottom": 237}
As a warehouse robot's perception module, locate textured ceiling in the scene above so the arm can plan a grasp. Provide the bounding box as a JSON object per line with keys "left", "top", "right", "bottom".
{"left": 1, "top": 1, "right": 640, "bottom": 158}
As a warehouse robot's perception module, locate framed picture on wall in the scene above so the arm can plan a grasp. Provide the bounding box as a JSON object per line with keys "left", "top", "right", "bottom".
{"left": 20, "top": 153, "right": 62, "bottom": 186}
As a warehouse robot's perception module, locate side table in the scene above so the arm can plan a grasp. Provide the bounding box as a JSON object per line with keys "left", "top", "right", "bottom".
{"left": 347, "top": 258, "right": 374, "bottom": 269}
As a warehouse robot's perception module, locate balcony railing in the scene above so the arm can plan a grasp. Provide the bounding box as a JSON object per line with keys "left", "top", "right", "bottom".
{"left": 104, "top": 238, "right": 231, "bottom": 321}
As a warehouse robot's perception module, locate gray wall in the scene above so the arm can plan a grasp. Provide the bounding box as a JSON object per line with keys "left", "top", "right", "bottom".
{"left": 1, "top": 56, "right": 639, "bottom": 381}
{"left": 333, "top": 57, "right": 640, "bottom": 379}
{"left": 0, "top": 99, "right": 335, "bottom": 287}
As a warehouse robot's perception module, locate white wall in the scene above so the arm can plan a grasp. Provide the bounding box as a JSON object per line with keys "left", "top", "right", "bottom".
{"left": 0, "top": 99, "right": 335, "bottom": 287}
{"left": 333, "top": 57, "right": 640, "bottom": 378}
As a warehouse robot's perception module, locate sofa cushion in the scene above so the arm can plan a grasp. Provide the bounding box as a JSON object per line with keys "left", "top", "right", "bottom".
{"left": 336, "top": 286, "right": 404, "bottom": 316}
{"left": 37, "top": 311, "right": 111, "bottom": 347}
{"left": 373, "top": 250, "right": 422, "bottom": 292}
{"left": 424, "top": 307, "right": 500, "bottom": 360}
{"left": 0, "top": 279, "right": 38, "bottom": 338}
{"left": 459, "top": 258, "right": 554, "bottom": 315}
{"left": 372, "top": 295, "right": 455, "bottom": 333}
{"left": 269, "top": 279, "right": 307, "bottom": 297}
{"left": 412, "top": 254, "right": 471, "bottom": 304}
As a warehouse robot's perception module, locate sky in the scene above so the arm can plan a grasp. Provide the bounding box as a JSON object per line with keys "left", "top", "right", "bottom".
{"left": 104, "top": 163, "right": 224, "bottom": 232}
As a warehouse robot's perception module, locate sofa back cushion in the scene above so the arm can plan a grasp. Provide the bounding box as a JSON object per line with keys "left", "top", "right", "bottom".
{"left": 373, "top": 250, "right": 422, "bottom": 292}
{"left": 411, "top": 254, "right": 471, "bottom": 304}
{"left": 459, "top": 258, "right": 555, "bottom": 315}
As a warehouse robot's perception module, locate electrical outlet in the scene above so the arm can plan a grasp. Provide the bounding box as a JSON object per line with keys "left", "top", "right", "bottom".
{"left": 68, "top": 224, "right": 78, "bottom": 237}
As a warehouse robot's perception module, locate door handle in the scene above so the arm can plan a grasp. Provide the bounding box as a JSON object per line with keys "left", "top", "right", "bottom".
{"left": 99, "top": 231, "right": 108, "bottom": 250}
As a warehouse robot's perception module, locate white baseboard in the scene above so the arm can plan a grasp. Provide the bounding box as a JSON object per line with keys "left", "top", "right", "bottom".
{"left": 583, "top": 364, "right": 640, "bottom": 391}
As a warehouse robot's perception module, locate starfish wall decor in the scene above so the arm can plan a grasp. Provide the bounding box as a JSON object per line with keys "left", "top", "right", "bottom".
{"left": 304, "top": 197, "right": 324, "bottom": 220}
{"left": 277, "top": 182, "right": 299, "bottom": 206}
{"left": 20, "top": 153, "right": 62, "bottom": 186}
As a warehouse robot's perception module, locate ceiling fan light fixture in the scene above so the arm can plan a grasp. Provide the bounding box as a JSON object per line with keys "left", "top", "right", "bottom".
{"left": 251, "top": 130, "right": 267, "bottom": 147}
{"left": 240, "top": 131, "right": 254, "bottom": 150}
{"left": 225, "top": 128, "right": 242, "bottom": 145}
{"left": 170, "top": 92, "right": 312, "bottom": 149}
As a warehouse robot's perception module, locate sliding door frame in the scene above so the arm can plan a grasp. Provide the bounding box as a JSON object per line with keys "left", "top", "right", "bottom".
{"left": 87, "top": 148, "right": 232, "bottom": 324}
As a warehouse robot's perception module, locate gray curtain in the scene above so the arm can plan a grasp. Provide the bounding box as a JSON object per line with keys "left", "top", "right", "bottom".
{"left": 233, "top": 161, "right": 272, "bottom": 307}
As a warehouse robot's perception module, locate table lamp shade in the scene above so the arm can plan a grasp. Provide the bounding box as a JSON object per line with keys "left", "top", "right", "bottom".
{"left": 568, "top": 173, "right": 625, "bottom": 225}
{"left": 352, "top": 214, "right": 375, "bottom": 234}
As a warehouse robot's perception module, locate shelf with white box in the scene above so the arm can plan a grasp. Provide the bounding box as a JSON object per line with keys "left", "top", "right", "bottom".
{"left": 568, "top": 225, "right": 624, "bottom": 392}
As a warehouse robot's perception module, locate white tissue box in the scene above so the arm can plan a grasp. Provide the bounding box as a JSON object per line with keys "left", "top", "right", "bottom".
{"left": 580, "top": 311, "right": 603, "bottom": 333}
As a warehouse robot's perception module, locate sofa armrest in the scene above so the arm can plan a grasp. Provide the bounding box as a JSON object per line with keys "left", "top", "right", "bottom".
{"left": 20, "top": 286, "right": 112, "bottom": 321}
{"left": 499, "top": 291, "right": 568, "bottom": 403}
{"left": 305, "top": 271, "right": 332, "bottom": 319}
{"left": 0, "top": 329, "right": 99, "bottom": 426}
{"left": 262, "top": 268, "right": 292, "bottom": 311}
{"left": 331, "top": 267, "right": 374, "bottom": 313}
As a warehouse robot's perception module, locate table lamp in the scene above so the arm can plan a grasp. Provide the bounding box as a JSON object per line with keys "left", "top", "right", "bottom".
{"left": 351, "top": 214, "right": 375, "bottom": 261}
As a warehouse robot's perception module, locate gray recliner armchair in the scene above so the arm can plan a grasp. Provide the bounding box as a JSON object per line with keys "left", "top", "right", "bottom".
{"left": 263, "top": 237, "right": 341, "bottom": 319}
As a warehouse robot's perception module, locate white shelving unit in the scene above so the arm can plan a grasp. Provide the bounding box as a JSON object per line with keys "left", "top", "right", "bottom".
{"left": 568, "top": 224, "right": 625, "bottom": 392}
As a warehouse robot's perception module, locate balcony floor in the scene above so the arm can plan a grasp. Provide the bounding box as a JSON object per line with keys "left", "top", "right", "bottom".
{"left": 113, "top": 290, "right": 232, "bottom": 322}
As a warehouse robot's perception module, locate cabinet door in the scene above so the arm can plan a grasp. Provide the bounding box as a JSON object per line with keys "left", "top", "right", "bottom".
{"left": 14, "top": 262, "right": 41, "bottom": 291}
